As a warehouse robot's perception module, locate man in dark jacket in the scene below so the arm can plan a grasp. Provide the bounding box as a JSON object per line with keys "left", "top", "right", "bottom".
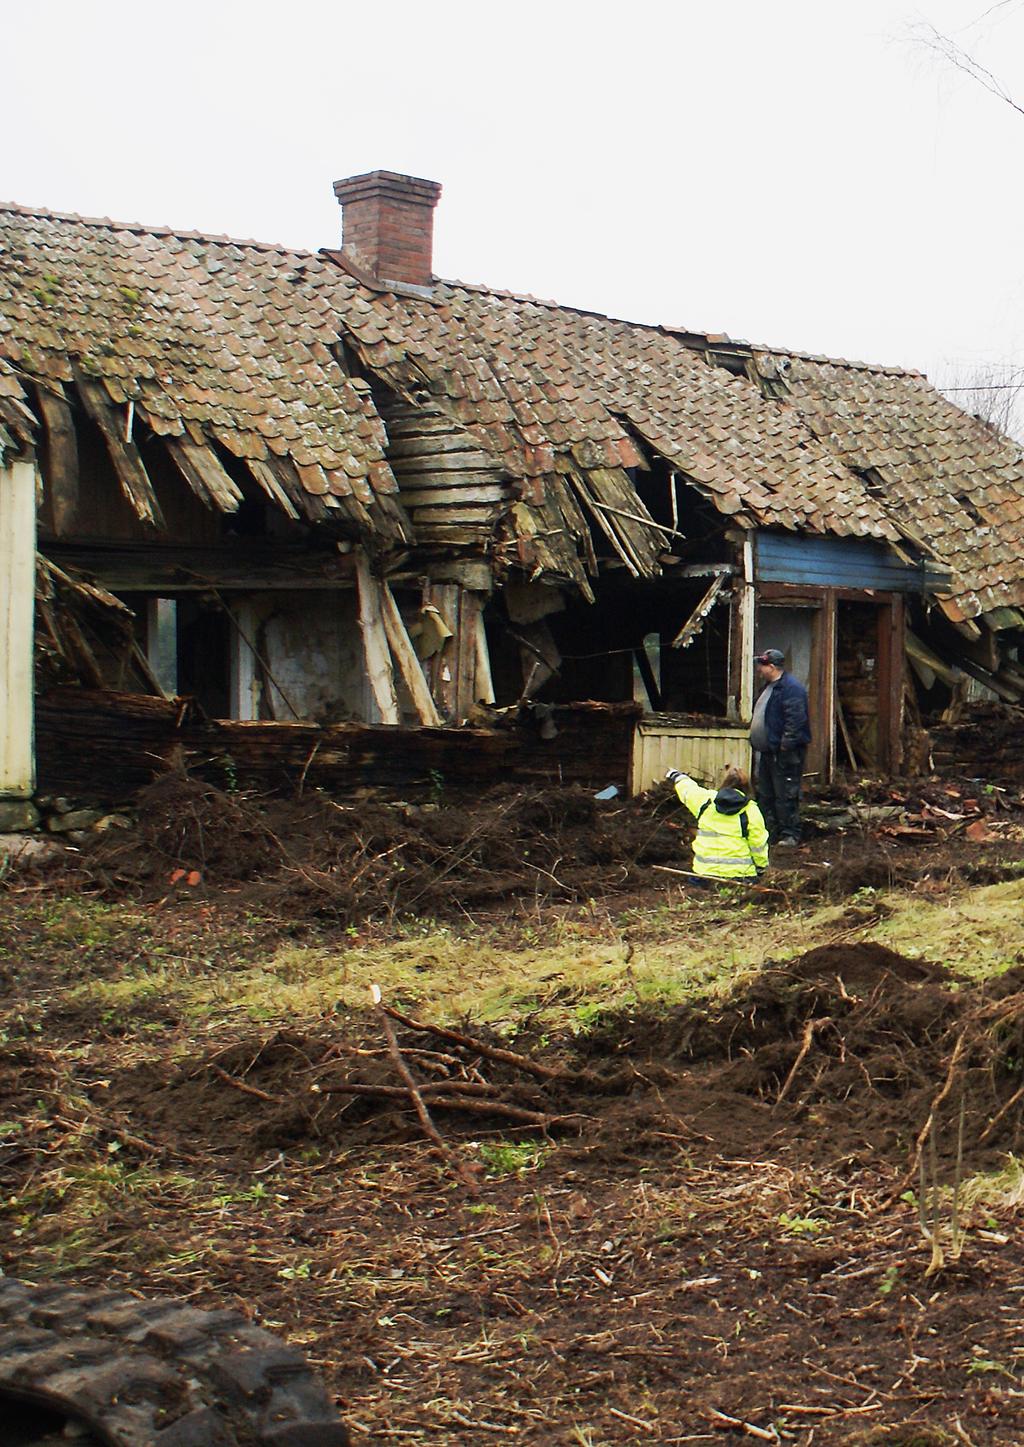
{"left": 749, "top": 648, "right": 811, "bottom": 846}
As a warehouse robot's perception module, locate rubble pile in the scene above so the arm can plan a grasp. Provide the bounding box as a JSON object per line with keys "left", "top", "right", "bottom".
{"left": 71, "top": 773, "right": 685, "bottom": 920}
{"left": 929, "top": 701, "right": 1024, "bottom": 782}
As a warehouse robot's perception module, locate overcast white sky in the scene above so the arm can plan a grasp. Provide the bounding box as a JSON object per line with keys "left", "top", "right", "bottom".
{"left": 5, "top": 0, "right": 1024, "bottom": 390}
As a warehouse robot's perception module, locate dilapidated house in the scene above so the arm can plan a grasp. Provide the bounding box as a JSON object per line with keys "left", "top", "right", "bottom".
{"left": 2, "top": 170, "right": 1023, "bottom": 810}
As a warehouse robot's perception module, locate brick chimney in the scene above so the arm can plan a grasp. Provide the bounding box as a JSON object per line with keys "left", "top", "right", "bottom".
{"left": 333, "top": 170, "right": 442, "bottom": 289}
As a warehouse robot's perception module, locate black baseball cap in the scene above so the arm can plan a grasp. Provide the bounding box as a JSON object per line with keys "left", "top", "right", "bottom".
{"left": 754, "top": 648, "right": 785, "bottom": 666}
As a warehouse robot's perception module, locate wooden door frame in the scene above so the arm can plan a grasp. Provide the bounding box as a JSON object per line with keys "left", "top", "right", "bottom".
{"left": 756, "top": 582, "right": 905, "bottom": 781}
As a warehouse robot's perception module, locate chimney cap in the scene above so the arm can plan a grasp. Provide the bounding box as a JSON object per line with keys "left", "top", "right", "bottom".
{"left": 333, "top": 170, "right": 442, "bottom": 206}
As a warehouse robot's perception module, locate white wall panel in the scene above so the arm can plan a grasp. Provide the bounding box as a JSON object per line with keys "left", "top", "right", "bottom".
{"left": 0, "top": 460, "right": 37, "bottom": 797}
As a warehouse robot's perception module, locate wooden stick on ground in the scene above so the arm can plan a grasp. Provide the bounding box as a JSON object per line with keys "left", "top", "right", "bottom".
{"left": 316, "top": 1081, "right": 584, "bottom": 1127}
{"left": 774, "top": 1017, "right": 832, "bottom": 1111}
{"left": 211, "top": 1064, "right": 276, "bottom": 1102}
{"left": 381, "top": 1003, "right": 572, "bottom": 1083}
{"left": 705, "top": 1405, "right": 777, "bottom": 1441}
{"left": 979, "top": 1080, "right": 1024, "bottom": 1145}
{"left": 373, "top": 986, "right": 480, "bottom": 1195}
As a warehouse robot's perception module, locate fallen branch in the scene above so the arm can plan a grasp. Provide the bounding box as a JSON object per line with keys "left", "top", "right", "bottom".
{"left": 608, "top": 1405, "right": 657, "bottom": 1433}
{"left": 373, "top": 986, "right": 480, "bottom": 1195}
{"left": 381, "top": 1003, "right": 573, "bottom": 1083}
{"left": 325, "top": 1079, "right": 503, "bottom": 1098}
{"left": 774, "top": 1017, "right": 832, "bottom": 1111}
{"left": 979, "top": 1080, "right": 1024, "bottom": 1145}
{"left": 211, "top": 1065, "right": 276, "bottom": 1103}
{"left": 314, "top": 1080, "right": 580, "bottom": 1128}
{"left": 705, "top": 1405, "right": 777, "bottom": 1441}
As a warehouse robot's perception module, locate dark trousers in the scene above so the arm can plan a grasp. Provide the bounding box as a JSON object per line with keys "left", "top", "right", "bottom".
{"left": 756, "top": 748, "right": 806, "bottom": 842}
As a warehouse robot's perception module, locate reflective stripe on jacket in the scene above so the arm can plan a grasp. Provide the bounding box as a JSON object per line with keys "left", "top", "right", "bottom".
{"left": 672, "top": 775, "right": 770, "bottom": 880}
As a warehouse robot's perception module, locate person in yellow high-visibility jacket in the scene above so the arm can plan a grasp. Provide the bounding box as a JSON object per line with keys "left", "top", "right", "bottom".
{"left": 665, "top": 765, "right": 770, "bottom": 882}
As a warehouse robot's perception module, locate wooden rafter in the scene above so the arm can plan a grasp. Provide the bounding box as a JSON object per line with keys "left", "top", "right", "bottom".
{"left": 74, "top": 374, "right": 163, "bottom": 527}
{"left": 165, "top": 435, "right": 243, "bottom": 513}
{"left": 355, "top": 552, "right": 400, "bottom": 724}
{"left": 670, "top": 572, "right": 729, "bottom": 649}
{"left": 380, "top": 582, "right": 443, "bottom": 726}
{"left": 35, "top": 383, "right": 79, "bottom": 535}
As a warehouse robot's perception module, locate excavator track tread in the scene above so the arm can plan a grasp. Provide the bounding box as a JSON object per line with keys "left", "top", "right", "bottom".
{"left": 0, "top": 1278, "right": 350, "bottom": 1447}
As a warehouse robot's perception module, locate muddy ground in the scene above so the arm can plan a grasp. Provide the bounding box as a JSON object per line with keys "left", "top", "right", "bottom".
{"left": 4, "top": 773, "right": 1024, "bottom": 1444}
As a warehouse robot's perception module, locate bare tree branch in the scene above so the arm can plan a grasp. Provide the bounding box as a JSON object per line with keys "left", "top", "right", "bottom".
{"left": 936, "top": 361, "right": 1024, "bottom": 442}
{"left": 912, "top": 19, "right": 1024, "bottom": 119}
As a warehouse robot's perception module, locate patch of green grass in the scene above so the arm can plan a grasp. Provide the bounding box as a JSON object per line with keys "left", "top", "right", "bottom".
{"left": 26, "top": 873, "right": 1024, "bottom": 1044}
{"left": 777, "top": 1210, "right": 827, "bottom": 1236}
{"left": 477, "top": 1140, "right": 548, "bottom": 1177}
{"left": 873, "top": 877, "right": 1024, "bottom": 980}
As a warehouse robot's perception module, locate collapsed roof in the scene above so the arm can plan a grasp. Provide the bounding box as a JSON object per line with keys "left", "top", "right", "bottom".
{"left": 0, "top": 204, "right": 409, "bottom": 541}
{"left": 2, "top": 183, "right": 1023, "bottom": 624}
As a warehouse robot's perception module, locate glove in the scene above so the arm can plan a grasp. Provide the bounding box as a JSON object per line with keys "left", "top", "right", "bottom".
{"left": 665, "top": 768, "right": 684, "bottom": 784}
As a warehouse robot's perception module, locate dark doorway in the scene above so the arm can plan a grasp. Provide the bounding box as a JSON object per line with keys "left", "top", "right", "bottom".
{"left": 176, "top": 597, "right": 231, "bottom": 717}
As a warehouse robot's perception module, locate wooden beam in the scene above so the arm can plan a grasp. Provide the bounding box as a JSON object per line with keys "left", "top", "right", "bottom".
{"left": 165, "top": 435, "right": 243, "bottom": 513}
{"left": 820, "top": 593, "right": 837, "bottom": 784}
{"left": 455, "top": 590, "right": 484, "bottom": 720}
{"left": 564, "top": 469, "right": 642, "bottom": 577}
{"left": 355, "top": 553, "right": 400, "bottom": 724}
{"left": 424, "top": 583, "right": 460, "bottom": 720}
{"left": 58, "top": 610, "right": 107, "bottom": 689}
{"left": 474, "top": 604, "right": 496, "bottom": 706}
{"left": 74, "top": 376, "right": 164, "bottom": 527}
{"left": 380, "top": 582, "right": 443, "bottom": 726}
{"left": 739, "top": 539, "right": 755, "bottom": 722}
{"left": 35, "top": 385, "right": 79, "bottom": 535}
{"left": 669, "top": 572, "right": 728, "bottom": 649}
{"left": 880, "top": 595, "right": 905, "bottom": 773}
{"left": 399, "top": 483, "right": 509, "bottom": 507}
{"left": 835, "top": 697, "right": 858, "bottom": 770}
{"left": 43, "top": 541, "right": 355, "bottom": 593}
{"left": 246, "top": 457, "right": 302, "bottom": 520}
{"left": 590, "top": 499, "right": 686, "bottom": 540}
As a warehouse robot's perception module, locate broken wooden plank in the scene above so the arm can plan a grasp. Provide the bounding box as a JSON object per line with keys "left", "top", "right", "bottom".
{"left": 456, "top": 590, "right": 484, "bottom": 719}
{"left": 957, "top": 655, "right": 1022, "bottom": 703}
{"left": 165, "top": 434, "right": 243, "bottom": 513}
{"left": 564, "top": 469, "right": 641, "bottom": 577}
{"left": 906, "top": 629, "right": 958, "bottom": 689}
{"left": 670, "top": 572, "right": 729, "bottom": 649}
{"left": 586, "top": 467, "right": 664, "bottom": 574}
{"left": 380, "top": 582, "right": 443, "bottom": 726}
{"left": 474, "top": 602, "right": 496, "bottom": 705}
{"left": 74, "top": 375, "right": 163, "bottom": 527}
{"left": 424, "top": 582, "right": 459, "bottom": 720}
{"left": 246, "top": 456, "right": 302, "bottom": 520}
{"left": 399, "top": 483, "right": 509, "bottom": 507}
{"left": 35, "top": 384, "right": 79, "bottom": 535}
{"left": 590, "top": 499, "right": 685, "bottom": 540}
{"left": 355, "top": 552, "right": 400, "bottom": 724}
{"left": 254, "top": 451, "right": 325, "bottom": 521}
{"left": 392, "top": 451, "right": 507, "bottom": 475}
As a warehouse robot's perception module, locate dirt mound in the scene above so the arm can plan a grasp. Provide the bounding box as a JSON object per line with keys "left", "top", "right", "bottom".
{"left": 80, "top": 943, "right": 1024, "bottom": 1181}
{"left": 780, "top": 940, "right": 948, "bottom": 986}
{"left": 75, "top": 777, "right": 685, "bottom": 921}
{"left": 89, "top": 773, "right": 283, "bottom": 885}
